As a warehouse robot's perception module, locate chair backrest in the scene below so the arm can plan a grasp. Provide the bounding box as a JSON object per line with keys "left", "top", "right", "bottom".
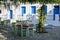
{"left": 16, "top": 20, "right": 22, "bottom": 25}
{"left": 12, "top": 22, "right": 16, "bottom": 27}
{"left": 1, "top": 21, "right": 4, "bottom": 25}
{"left": 23, "top": 22, "right": 28, "bottom": 27}
{"left": 29, "top": 24, "right": 34, "bottom": 27}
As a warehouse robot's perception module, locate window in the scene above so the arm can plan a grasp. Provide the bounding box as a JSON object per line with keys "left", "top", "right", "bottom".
{"left": 21, "top": 6, "right": 26, "bottom": 16}
{"left": 10, "top": 10, "right": 13, "bottom": 19}
{"left": 44, "top": 6, "right": 47, "bottom": 14}
{"left": 31, "top": 6, "right": 36, "bottom": 14}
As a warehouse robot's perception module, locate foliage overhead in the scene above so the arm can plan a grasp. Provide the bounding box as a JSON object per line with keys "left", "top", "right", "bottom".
{"left": 19, "top": 0, "right": 58, "bottom": 4}
{"left": 0, "top": 0, "right": 60, "bottom": 4}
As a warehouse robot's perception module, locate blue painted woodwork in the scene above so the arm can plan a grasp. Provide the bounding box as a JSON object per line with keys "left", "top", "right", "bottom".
{"left": 31, "top": 6, "right": 36, "bottom": 14}
{"left": 53, "top": 6, "right": 59, "bottom": 20}
{"left": 21, "top": 6, "right": 26, "bottom": 16}
{"left": 10, "top": 10, "right": 13, "bottom": 19}
{"left": 44, "top": 6, "right": 47, "bottom": 14}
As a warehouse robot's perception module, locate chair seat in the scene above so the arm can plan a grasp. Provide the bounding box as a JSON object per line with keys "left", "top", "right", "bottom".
{"left": 16, "top": 24, "right": 21, "bottom": 27}
{"left": 23, "top": 27, "right": 28, "bottom": 29}
{"left": 29, "top": 28, "right": 33, "bottom": 30}
{"left": 22, "top": 24, "right": 29, "bottom": 29}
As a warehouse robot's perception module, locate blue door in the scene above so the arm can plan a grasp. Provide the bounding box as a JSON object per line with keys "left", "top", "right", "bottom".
{"left": 10, "top": 10, "right": 13, "bottom": 19}
{"left": 53, "top": 6, "right": 59, "bottom": 20}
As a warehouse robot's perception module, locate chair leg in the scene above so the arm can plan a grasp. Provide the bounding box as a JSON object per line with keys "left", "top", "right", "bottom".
{"left": 21, "top": 27, "right": 23, "bottom": 37}
{"left": 29, "top": 28, "right": 35, "bottom": 37}
{"left": 33, "top": 29, "right": 34, "bottom": 37}
{"left": 26, "top": 28, "right": 29, "bottom": 37}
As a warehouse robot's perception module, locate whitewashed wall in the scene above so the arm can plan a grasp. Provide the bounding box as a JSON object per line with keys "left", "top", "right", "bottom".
{"left": 0, "top": 3, "right": 40, "bottom": 23}
{"left": 0, "top": 3, "right": 60, "bottom": 26}
{"left": 46, "top": 4, "right": 60, "bottom": 26}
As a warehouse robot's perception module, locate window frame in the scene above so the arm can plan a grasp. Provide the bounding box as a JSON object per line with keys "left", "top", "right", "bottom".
{"left": 10, "top": 10, "right": 13, "bottom": 19}
{"left": 31, "top": 6, "right": 36, "bottom": 14}
{"left": 21, "top": 6, "right": 26, "bottom": 16}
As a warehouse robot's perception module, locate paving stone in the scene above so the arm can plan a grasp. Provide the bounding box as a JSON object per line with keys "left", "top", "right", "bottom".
{"left": 0, "top": 26, "right": 60, "bottom": 40}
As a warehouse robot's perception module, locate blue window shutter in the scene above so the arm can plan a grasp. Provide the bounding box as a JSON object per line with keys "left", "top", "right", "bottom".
{"left": 21, "top": 6, "right": 26, "bottom": 16}
{"left": 44, "top": 6, "right": 47, "bottom": 14}
{"left": 31, "top": 6, "right": 36, "bottom": 14}
{"left": 10, "top": 10, "right": 13, "bottom": 19}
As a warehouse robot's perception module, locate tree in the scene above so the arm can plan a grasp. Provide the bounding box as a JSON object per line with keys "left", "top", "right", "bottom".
{"left": 18, "top": 0, "right": 58, "bottom": 32}
{"left": 26, "top": 0, "right": 57, "bottom": 32}
{"left": 0, "top": 0, "right": 59, "bottom": 33}
{"left": 37, "top": 5, "right": 47, "bottom": 32}
{"left": 0, "top": 0, "right": 10, "bottom": 9}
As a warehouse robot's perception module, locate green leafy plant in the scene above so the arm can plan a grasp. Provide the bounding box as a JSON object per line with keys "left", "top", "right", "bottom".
{"left": 26, "top": 0, "right": 57, "bottom": 32}
{"left": 37, "top": 5, "right": 47, "bottom": 32}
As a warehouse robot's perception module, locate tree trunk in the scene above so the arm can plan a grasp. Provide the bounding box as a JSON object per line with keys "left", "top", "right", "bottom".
{"left": 41, "top": 4, "right": 45, "bottom": 32}
{"left": 41, "top": 14, "right": 44, "bottom": 32}
{"left": 37, "top": 4, "right": 47, "bottom": 33}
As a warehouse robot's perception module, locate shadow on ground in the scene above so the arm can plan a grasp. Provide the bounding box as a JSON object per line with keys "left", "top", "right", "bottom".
{"left": 0, "top": 26, "right": 60, "bottom": 40}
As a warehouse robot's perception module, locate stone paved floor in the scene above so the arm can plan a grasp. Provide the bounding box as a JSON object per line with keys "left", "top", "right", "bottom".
{"left": 0, "top": 26, "right": 60, "bottom": 40}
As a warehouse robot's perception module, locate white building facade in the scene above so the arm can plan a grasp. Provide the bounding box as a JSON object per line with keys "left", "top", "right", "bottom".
{"left": 0, "top": 3, "right": 60, "bottom": 26}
